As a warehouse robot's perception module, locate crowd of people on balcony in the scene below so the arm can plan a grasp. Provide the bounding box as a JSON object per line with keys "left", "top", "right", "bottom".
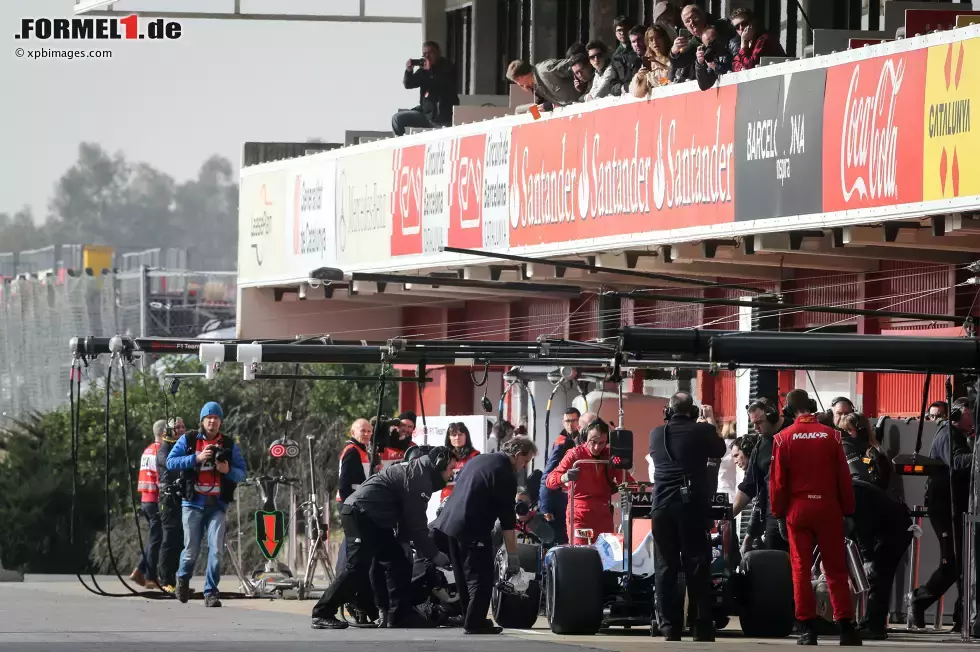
{"left": 390, "top": 2, "right": 787, "bottom": 133}
{"left": 506, "top": 2, "right": 786, "bottom": 113}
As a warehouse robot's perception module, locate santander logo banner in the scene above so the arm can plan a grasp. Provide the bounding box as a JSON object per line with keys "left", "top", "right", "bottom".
{"left": 508, "top": 87, "right": 737, "bottom": 248}
{"left": 822, "top": 51, "right": 927, "bottom": 212}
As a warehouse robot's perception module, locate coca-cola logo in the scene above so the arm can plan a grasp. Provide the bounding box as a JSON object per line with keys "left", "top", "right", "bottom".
{"left": 392, "top": 148, "right": 422, "bottom": 236}
{"left": 840, "top": 59, "right": 904, "bottom": 203}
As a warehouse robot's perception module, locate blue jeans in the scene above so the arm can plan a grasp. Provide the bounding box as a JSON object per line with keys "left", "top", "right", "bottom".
{"left": 177, "top": 503, "right": 227, "bottom": 595}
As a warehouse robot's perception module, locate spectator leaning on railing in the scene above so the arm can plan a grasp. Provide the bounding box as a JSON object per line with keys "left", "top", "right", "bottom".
{"left": 506, "top": 56, "right": 582, "bottom": 113}
{"left": 730, "top": 8, "right": 785, "bottom": 71}
{"left": 581, "top": 40, "right": 616, "bottom": 101}
{"left": 630, "top": 25, "right": 672, "bottom": 98}
{"left": 570, "top": 54, "right": 596, "bottom": 98}
{"left": 669, "top": 4, "right": 738, "bottom": 83}
{"left": 392, "top": 41, "right": 459, "bottom": 136}
{"left": 694, "top": 25, "right": 734, "bottom": 90}
{"left": 608, "top": 25, "right": 646, "bottom": 96}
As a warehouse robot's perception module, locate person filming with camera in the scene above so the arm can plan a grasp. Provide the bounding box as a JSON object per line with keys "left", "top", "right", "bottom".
{"left": 392, "top": 41, "right": 459, "bottom": 136}
{"left": 649, "top": 392, "right": 727, "bottom": 641}
{"left": 166, "top": 401, "right": 247, "bottom": 607}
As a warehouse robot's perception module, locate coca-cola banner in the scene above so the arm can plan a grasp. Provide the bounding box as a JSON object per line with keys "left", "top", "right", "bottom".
{"left": 734, "top": 69, "right": 826, "bottom": 221}
{"left": 822, "top": 50, "right": 928, "bottom": 213}
{"left": 508, "top": 86, "right": 738, "bottom": 247}
{"left": 923, "top": 39, "right": 980, "bottom": 201}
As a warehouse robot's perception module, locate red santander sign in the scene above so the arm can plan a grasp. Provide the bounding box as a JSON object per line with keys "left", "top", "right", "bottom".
{"left": 822, "top": 51, "right": 927, "bottom": 212}
{"left": 508, "top": 87, "right": 737, "bottom": 248}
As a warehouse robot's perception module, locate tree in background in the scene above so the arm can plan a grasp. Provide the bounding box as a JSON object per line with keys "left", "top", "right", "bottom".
{"left": 0, "top": 143, "right": 239, "bottom": 271}
{"left": 0, "top": 356, "right": 398, "bottom": 574}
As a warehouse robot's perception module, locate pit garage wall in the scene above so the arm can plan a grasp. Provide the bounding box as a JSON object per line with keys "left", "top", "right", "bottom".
{"left": 392, "top": 263, "right": 965, "bottom": 443}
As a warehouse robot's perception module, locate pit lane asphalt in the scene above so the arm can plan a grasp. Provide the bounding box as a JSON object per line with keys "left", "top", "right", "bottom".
{"left": 0, "top": 576, "right": 973, "bottom": 652}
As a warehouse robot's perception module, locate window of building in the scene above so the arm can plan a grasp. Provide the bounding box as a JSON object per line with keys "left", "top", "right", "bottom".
{"left": 446, "top": 5, "right": 473, "bottom": 95}
{"left": 496, "top": 0, "right": 531, "bottom": 95}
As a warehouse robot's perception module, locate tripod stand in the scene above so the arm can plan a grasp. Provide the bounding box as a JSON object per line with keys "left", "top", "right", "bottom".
{"left": 298, "top": 434, "right": 334, "bottom": 599}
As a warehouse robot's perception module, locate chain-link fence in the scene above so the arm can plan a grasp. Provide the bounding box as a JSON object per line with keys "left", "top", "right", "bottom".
{"left": 0, "top": 269, "right": 237, "bottom": 422}
{"left": 0, "top": 273, "right": 116, "bottom": 421}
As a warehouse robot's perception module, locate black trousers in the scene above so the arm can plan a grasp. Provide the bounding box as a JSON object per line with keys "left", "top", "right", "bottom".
{"left": 157, "top": 493, "right": 183, "bottom": 587}
{"left": 434, "top": 529, "right": 494, "bottom": 630}
{"left": 865, "top": 530, "right": 914, "bottom": 632}
{"left": 652, "top": 503, "right": 713, "bottom": 631}
{"left": 311, "top": 506, "right": 412, "bottom": 622}
{"left": 914, "top": 505, "right": 964, "bottom": 626}
{"left": 764, "top": 515, "right": 790, "bottom": 552}
{"left": 136, "top": 502, "right": 163, "bottom": 582}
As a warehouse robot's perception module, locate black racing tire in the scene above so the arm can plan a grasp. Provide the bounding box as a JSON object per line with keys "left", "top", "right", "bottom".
{"left": 515, "top": 542, "right": 540, "bottom": 573}
{"left": 737, "top": 549, "right": 795, "bottom": 638}
{"left": 546, "top": 546, "right": 604, "bottom": 635}
{"left": 492, "top": 580, "right": 542, "bottom": 629}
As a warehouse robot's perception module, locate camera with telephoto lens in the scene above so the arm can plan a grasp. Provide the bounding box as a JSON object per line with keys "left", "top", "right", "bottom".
{"left": 702, "top": 43, "right": 717, "bottom": 63}
{"left": 515, "top": 500, "right": 531, "bottom": 517}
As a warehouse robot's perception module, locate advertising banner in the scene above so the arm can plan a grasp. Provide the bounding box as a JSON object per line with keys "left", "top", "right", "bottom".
{"left": 445, "top": 133, "right": 488, "bottom": 250}
{"left": 823, "top": 50, "right": 928, "bottom": 212}
{"left": 924, "top": 39, "right": 980, "bottom": 200}
{"left": 283, "top": 161, "right": 337, "bottom": 279}
{"left": 390, "top": 144, "right": 425, "bottom": 257}
{"left": 508, "top": 86, "right": 737, "bottom": 248}
{"left": 336, "top": 149, "right": 393, "bottom": 268}
{"left": 445, "top": 128, "right": 513, "bottom": 251}
{"left": 239, "top": 171, "right": 287, "bottom": 285}
{"left": 420, "top": 139, "right": 451, "bottom": 255}
{"left": 734, "top": 69, "right": 826, "bottom": 221}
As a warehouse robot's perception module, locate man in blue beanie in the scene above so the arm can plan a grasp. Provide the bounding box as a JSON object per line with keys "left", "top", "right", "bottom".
{"left": 167, "top": 401, "right": 247, "bottom": 607}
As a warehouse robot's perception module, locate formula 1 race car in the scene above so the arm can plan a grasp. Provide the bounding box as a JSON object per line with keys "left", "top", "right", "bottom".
{"left": 543, "top": 478, "right": 797, "bottom": 638}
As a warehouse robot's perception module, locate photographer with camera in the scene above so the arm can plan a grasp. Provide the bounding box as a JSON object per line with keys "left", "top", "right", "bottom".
{"left": 910, "top": 396, "right": 976, "bottom": 633}
{"left": 166, "top": 402, "right": 247, "bottom": 607}
{"left": 649, "top": 392, "right": 726, "bottom": 641}
{"left": 392, "top": 41, "right": 459, "bottom": 137}
{"left": 155, "top": 417, "right": 186, "bottom": 593}
{"left": 312, "top": 447, "right": 456, "bottom": 630}
{"left": 381, "top": 412, "right": 419, "bottom": 469}
{"left": 130, "top": 419, "right": 166, "bottom": 590}
{"left": 694, "top": 25, "right": 733, "bottom": 91}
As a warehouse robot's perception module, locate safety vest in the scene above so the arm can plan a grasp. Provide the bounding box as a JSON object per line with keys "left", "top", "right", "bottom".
{"left": 138, "top": 442, "right": 160, "bottom": 502}
{"left": 440, "top": 449, "right": 480, "bottom": 501}
{"left": 337, "top": 442, "right": 371, "bottom": 502}
{"left": 380, "top": 441, "right": 417, "bottom": 469}
{"left": 194, "top": 436, "right": 223, "bottom": 497}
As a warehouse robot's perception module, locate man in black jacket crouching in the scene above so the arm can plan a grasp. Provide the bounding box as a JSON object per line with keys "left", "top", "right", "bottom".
{"left": 311, "top": 448, "right": 455, "bottom": 630}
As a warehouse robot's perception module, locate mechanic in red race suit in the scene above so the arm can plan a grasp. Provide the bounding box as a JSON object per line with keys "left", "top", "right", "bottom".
{"left": 769, "top": 389, "right": 861, "bottom": 646}
{"left": 441, "top": 422, "right": 480, "bottom": 501}
{"left": 545, "top": 418, "right": 633, "bottom": 545}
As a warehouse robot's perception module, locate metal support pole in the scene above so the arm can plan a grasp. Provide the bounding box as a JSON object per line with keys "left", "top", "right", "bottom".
{"left": 139, "top": 264, "right": 148, "bottom": 337}
{"left": 907, "top": 506, "right": 924, "bottom": 630}
{"left": 288, "top": 485, "right": 297, "bottom": 574}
